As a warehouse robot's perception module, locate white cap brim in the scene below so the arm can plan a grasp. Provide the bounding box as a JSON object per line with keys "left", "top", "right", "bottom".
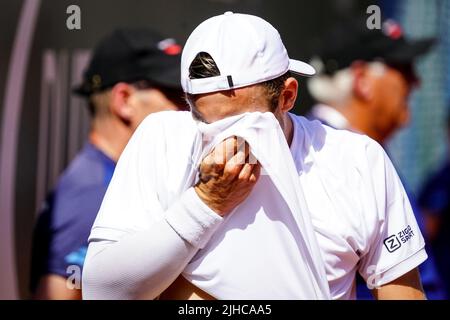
{"left": 289, "top": 59, "right": 316, "bottom": 77}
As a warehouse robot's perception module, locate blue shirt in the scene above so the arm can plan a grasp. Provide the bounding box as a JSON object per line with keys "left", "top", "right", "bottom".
{"left": 419, "top": 160, "right": 450, "bottom": 296}
{"left": 30, "top": 143, "right": 115, "bottom": 292}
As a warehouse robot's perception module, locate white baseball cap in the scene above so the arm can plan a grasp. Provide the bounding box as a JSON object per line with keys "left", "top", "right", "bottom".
{"left": 181, "top": 12, "right": 316, "bottom": 95}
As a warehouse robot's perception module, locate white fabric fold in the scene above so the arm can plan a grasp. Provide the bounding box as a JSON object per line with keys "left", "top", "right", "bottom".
{"left": 182, "top": 112, "right": 330, "bottom": 299}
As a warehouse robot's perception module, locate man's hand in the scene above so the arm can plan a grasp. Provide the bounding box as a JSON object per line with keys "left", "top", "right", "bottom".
{"left": 195, "top": 136, "right": 261, "bottom": 217}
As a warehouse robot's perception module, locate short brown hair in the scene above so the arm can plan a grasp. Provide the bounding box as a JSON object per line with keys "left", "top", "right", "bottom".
{"left": 186, "top": 52, "right": 291, "bottom": 111}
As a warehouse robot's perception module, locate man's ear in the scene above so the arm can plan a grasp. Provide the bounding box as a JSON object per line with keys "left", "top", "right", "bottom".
{"left": 109, "top": 82, "right": 135, "bottom": 123}
{"left": 278, "top": 77, "right": 298, "bottom": 113}
{"left": 352, "top": 62, "right": 373, "bottom": 102}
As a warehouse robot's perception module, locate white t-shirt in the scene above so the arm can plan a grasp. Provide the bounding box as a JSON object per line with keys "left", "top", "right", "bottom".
{"left": 87, "top": 111, "right": 426, "bottom": 300}
{"left": 88, "top": 111, "right": 330, "bottom": 299}
{"left": 289, "top": 114, "right": 426, "bottom": 299}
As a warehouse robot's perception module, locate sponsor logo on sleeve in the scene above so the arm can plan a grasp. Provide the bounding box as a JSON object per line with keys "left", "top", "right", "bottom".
{"left": 383, "top": 225, "right": 415, "bottom": 253}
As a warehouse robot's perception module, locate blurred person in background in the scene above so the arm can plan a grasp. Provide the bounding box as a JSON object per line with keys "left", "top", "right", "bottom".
{"left": 29, "top": 28, "right": 187, "bottom": 299}
{"left": 307, "top": 18, "right": 447, "bottom": 299}
{"left": 419, "top": 110, "right": 450, "bottom": 296}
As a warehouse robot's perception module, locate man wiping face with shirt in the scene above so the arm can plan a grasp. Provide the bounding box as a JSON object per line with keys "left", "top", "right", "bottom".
{"left": 83, "top": 12, "right": 427, "bottom": 300}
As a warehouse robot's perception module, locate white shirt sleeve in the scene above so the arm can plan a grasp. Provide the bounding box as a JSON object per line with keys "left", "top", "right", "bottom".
{"left": 82, "top": 112, "right": 223, "bottom": 299}
{"left": 358, "top": 138, "right": 427, "bottom": 288}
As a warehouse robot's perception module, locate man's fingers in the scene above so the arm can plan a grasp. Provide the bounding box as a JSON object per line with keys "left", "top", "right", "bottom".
{"left": 218, "top": 136, "right": 247, "bottom": 163}
{"left": 238, "top": 163, "right": 254, "bottom": 181}
{"left": 240, "top": 161, "right": 260, "bottom": 183}
{"left": 204, "top": 136, "right": 238, "bottom": 166}
{"left": 202, "top": 137, "right": 235, "bottom": 169}
{"left": 241, "top": 141, "right": 250, "bottom": 162}
{"left": 222, "top": 136, "right": 238, "bottom": 163}
{"left": 248, "top": 162, "right": 261, "bottom": 183}
{"left": 223, "top": 149, "right": 247, "bottom": 181}
{"left": 200, "top": 138, "right": 251, "bottom": 183}
{"left": 204, "top": 137, "right": 247, "bottom": 166}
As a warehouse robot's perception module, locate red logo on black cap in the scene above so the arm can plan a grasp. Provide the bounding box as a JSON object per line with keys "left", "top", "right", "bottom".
{"left": 383, "top": 20, "right": 403, "bottom": 40}
{"left": 158, "top": 38, "right": 181, "bottom": 55}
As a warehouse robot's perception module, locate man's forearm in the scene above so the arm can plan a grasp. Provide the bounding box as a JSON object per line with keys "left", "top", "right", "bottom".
{"left": 82, "top": 188, "right": 223, "bottom": 299}
{"left": 372, "top": 268, "right": 426, "bottom": 300}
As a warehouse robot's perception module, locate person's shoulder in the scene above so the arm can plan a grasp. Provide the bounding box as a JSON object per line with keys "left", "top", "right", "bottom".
{"left": 292, "top": 113, "right": 380, "bottom": 159}
{"left": 135, "top": 111, "right": 197, "bottom": 150}
{"left": 55, "top": 145, "right": 107, "bottom": 195}
{"left": 47, "top": 145, "right": 111, "bottom": 228}
{"left": 139, "top": 110, "right": 195, "bottom": 130}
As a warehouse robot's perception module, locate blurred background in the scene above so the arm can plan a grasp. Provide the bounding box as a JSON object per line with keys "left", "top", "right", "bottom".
{"left": 0, "top": 0, "right": 448, "bottom": 299}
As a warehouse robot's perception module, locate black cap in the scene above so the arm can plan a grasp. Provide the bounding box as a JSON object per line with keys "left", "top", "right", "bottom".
{"left": 74, "top": 28, "right": 183, "bottom": 96}
{"left": 311, "top": 18, "right": 436, "bottom": 75}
